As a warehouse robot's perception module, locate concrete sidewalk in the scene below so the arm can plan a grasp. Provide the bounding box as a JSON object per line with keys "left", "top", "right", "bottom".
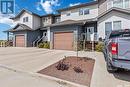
{"left": 0, "top": 47, "right": 130, "bottom": 87}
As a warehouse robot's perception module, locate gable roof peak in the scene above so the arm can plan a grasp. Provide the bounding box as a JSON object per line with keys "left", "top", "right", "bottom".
{"left": 10, "top": 9, "right": 40, "bottom": 20}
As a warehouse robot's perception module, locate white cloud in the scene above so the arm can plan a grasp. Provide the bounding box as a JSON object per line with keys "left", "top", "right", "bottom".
{"left": 36, "top": 5, "right": 42, "bottom": 11}
{"left": 69, "top": 3, "right": 81, "bottom": 7}
{"left": 0, "top": 13, "right": 16, "bottom": 27}
{"left": 40, "top": 0, "right": 60, "bottom": 14}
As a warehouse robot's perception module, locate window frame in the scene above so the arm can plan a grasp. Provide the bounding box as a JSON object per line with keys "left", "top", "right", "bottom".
{"left": 113, "top": 21, "right": 122, "bottom": 30}
{"left": 107, "top": 0, "right": 130, "bottom": 9}
{"left": 23, "top": 17, "right": 28, "bottom": 22}
{"left": 113, "top": 0, "right": 123, "bottom": 8}
{"left": 25, "top": 17, "right": 28, "bottom": 22}
{"left": 105, "top": 22, "right": 112, "bottom": 36}
{"left": 124, "top": 0, "right": 130, "bottom": 8}
{"left": 79, "top": 9, "right": 84, "bottom": 15}
{"left": 66, "top": 12, "right": 71, "bottom": 16}
{"left": 84, "top": 8, "right": 90, "bottom": 15}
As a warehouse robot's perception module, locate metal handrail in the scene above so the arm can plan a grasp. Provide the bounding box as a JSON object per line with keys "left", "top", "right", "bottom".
{"left": 33, "top": 36, "right": 40, "bottom": 47}
{"left": 36, "top": 36, "right": 45, "bottom": 47}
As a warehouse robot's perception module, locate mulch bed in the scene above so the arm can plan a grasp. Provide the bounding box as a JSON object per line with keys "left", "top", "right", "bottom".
{"left": 38, "top": 56, "right": 95, "bottom": 87}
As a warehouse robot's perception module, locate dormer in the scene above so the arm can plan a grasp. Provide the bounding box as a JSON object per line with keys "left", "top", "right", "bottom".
{"left": 11, "top": 9, "right": 41, "bottom": 30}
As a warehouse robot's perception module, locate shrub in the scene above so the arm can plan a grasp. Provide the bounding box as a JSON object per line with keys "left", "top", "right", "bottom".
{"left": 38, "top": 43, "right": 44, "bottom": 48}
{"left": 73, "top": 67, "right": 83, "bottom": 73}
{"left": 43, "top": 42, "right": 50, "bottom": 49}
{"left": 77, "top": 41, "right": 83, "bottom": 51}
{"left": 38, "top": 42, "right": 50, "bottom": 49}
{"left": 95, "top": 42, "right": 104, "bottom": 52}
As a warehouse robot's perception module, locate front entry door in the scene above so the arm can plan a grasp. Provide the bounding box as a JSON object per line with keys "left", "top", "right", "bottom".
{"left": 86, "top": 27, "right": 94, "bottom": 41}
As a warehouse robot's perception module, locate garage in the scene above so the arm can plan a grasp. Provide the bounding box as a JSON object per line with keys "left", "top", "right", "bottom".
{"left": 15, "top": 35, "right": 25, "bottom": 47}
{"left": 53, "top": 32, "right": 74, "bottom": 50}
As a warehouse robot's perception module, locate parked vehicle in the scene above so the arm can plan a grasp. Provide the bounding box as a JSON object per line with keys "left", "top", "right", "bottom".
{"left": 103, "top": 29, "right": 130, "bottom": 73}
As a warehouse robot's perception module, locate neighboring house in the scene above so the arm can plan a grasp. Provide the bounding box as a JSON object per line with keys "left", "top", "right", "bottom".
{"left": 47, "top": 1, "right": 98, "bottom": 50}
{"left": 98, "top": 0, "right": 130, "bottom": 39}
{"left": 5, "top": 10, "right": 41, "bottom": 47}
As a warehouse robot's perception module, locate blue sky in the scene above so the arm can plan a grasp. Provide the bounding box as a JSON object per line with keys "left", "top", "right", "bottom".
{"left": 0, "top": 0, "right": 93, "bottom": 40}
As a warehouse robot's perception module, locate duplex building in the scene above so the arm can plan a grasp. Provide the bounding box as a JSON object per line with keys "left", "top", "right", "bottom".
{"left": 6, "top": 10, "right": 61, "bottom": 47}
{"left": 5, "top": 0, "right": 130, "bottom": 50}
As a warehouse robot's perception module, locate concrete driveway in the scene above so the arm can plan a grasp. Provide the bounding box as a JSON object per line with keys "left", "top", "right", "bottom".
{"left": 0, "top": 47, "right": 130, "bottom": 87}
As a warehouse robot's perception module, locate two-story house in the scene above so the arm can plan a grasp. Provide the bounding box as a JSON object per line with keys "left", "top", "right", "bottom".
{"left": 47, "top": 1, "right": 98, "bottom": 50}
{"left": 5, "top": 9, "right": 41, "bottom": 47}
{"left": 98, "top": 0, "right": 130, "bottom": 39}
{"left": 5, "top": 9, "right": 60, "bottom": 47}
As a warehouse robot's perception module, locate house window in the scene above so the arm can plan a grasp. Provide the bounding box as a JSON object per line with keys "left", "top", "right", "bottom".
{"left": 23, "top": 18, "right": 25, "bottom": 22}
{"left": 23, "top": 17, "right": 28, "bottom": 22}
{"left": 79, "top": 9, "right": 84, "bottom": 15}
{"left": 25, "top": 17, "right": 28, "bottom": 22}
{"left": 66, "top": 13, "right": 71, "bottom": 16}
{"left": 113, "top": 21, "right": 122, "bottom": 30}
{"left": 105, "top": 22, "right": 112, "bottom": 36}
{"left": 43, "top": 17, "right": 48, "bottom": 23}
{"left": 55, "top": 17, "right": 61, "bottom": 23}
{"left": 124, "top": 0, "right": 129, "bottom": 8}
{"left": 107, "top": 0, "right": 130, "bottom": 9}
{"left": 43, "top": 18, "right": 45, "bottom": 22}
{"left": 113, "top": 0, "right": 123, "bottom": 8}
{"left": 79, "top": 8, "right": 90, "bottom": 15}
{"left": 84, "top": 9, "right": 90, "bottom": 15}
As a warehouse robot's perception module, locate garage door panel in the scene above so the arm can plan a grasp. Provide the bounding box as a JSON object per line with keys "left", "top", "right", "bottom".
{"left": 54, "top": 32, "right": 73, "bottom": 50}
{"left": 15, "top": 35, "right": 25, "bottom": 47}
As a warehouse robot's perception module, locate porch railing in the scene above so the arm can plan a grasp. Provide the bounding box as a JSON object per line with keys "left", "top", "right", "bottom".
{"left": 33, "top": 36, "right": 47, "bottom": 47}
{"left": 33, "top": 36, "right": 41, "bottom": 47}
{"left": 36, "top": 36, "right": 47, "bottom": 47}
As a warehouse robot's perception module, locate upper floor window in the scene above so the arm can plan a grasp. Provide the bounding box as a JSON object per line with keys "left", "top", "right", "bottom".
{"left": 66, "top": 13, "right": 71, "bottom": 16}
{"left": 124, "top": 0, "right": 129, "bottom": 8}
{"left": 43, "top": 17, "right": 49, "bottom": 23}
{"left": 23, "top": 17, "right": 28, "bottom": 22}
{"left": 113, "top": 0, "right": 123, "bottom": 8}
{"left": 79, "top": 9, "right": 84, "bottom": 15}
{"left": 84, "top": 9, "right": 90, "bottom": 15}
{"left": 107, "top": 0, "right": 130, "bottom": 9}
{"left": 79, "top": 8, "right": 90, "bottom": 16}
{"left": 55, "top": 17, "right": 61, "bottom": 23}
